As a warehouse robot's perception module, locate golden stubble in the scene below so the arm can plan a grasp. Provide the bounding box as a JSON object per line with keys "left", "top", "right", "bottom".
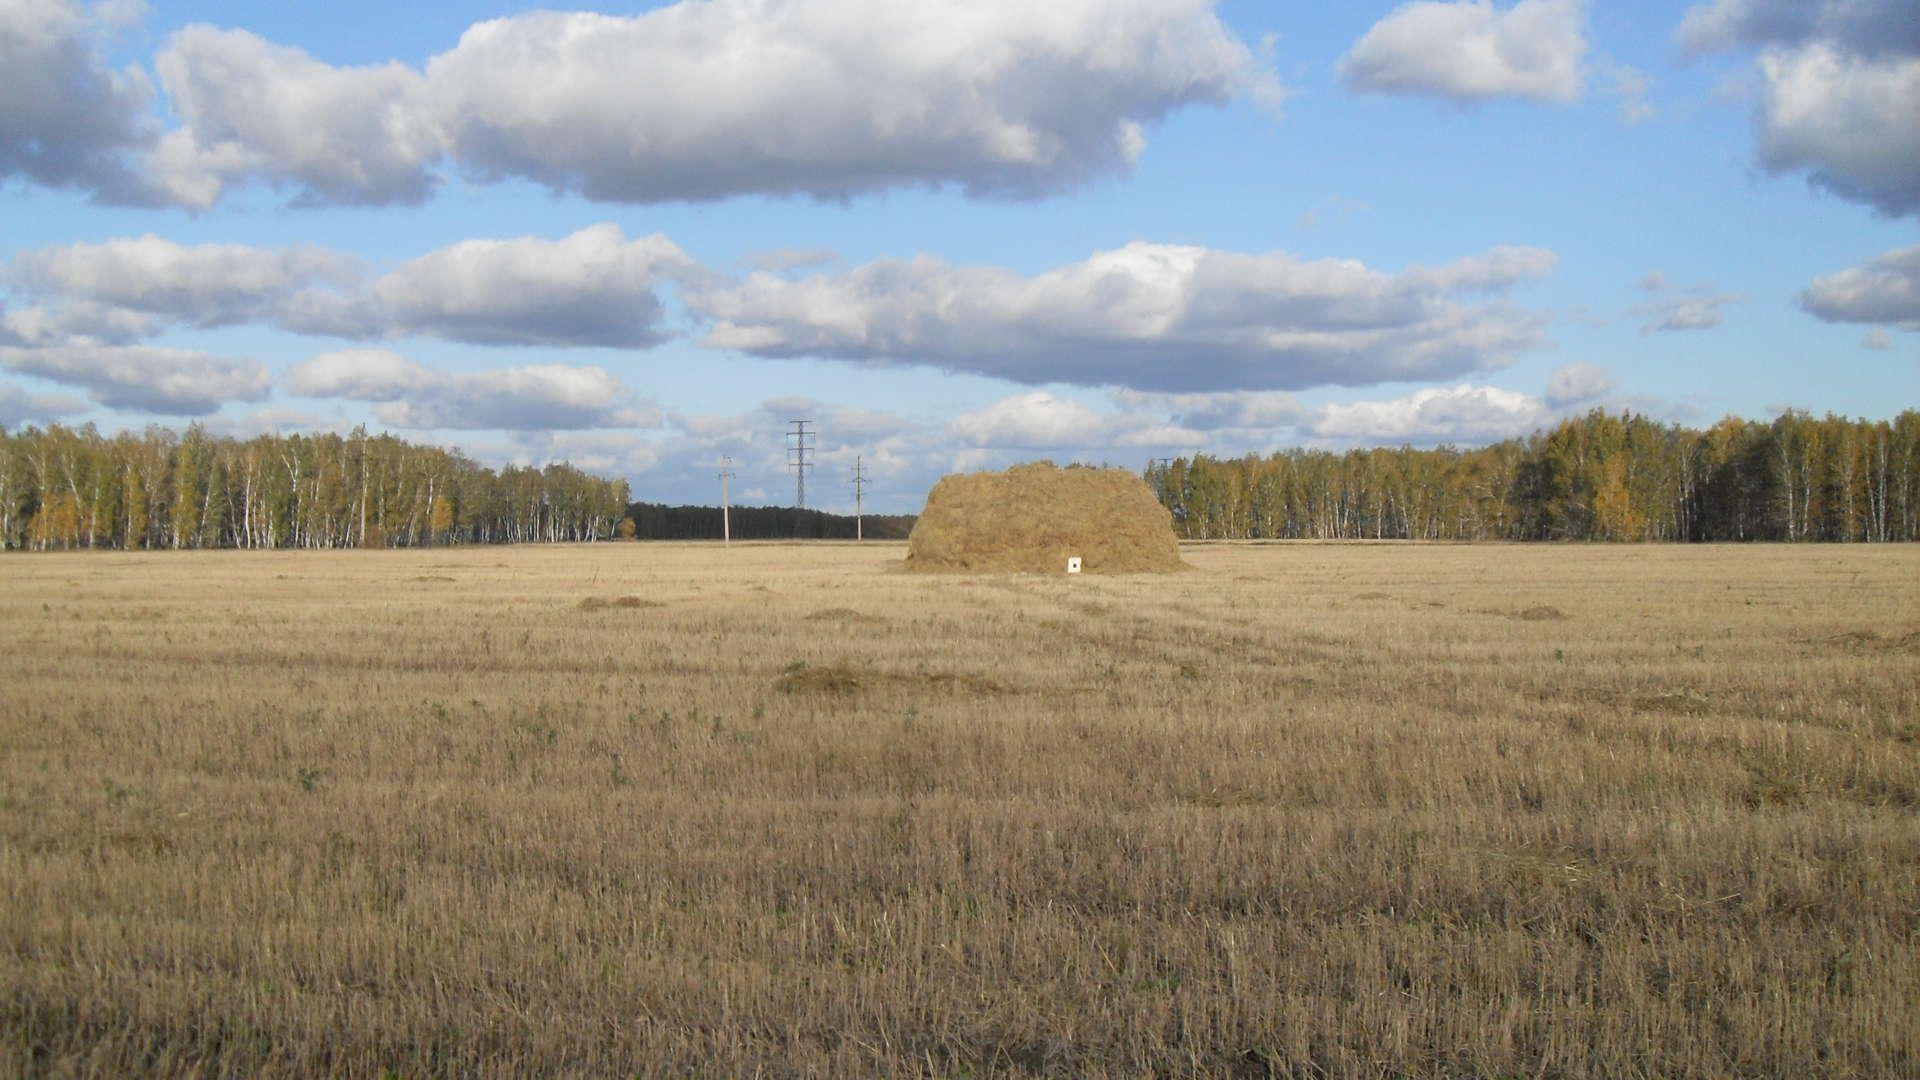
{"left": 2, "top": 541, "right": 1916, "bottom": 1077}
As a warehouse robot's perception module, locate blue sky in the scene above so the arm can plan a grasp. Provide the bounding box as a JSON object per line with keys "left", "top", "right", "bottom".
{"left": 2, "top": 0, "right": 1915, "bottom": 511}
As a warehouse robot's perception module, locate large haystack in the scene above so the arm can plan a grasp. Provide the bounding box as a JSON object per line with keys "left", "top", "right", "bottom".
{"left": 906, "top": 462, "right": 1183, "bottom": 574}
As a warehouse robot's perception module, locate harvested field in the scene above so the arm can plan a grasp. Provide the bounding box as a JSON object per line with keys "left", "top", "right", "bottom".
{"left": 2, "top": 541, "right": 1917, "bottom": 1077}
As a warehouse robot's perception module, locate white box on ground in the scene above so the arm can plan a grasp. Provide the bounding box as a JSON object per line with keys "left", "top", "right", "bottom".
{"left": 1066, "top": 556, "right": 1082, "bottom": 574}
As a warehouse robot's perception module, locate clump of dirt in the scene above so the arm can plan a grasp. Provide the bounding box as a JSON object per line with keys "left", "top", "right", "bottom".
{"left": 1629, "top": 690, "right": 1713, "bottom": 716}
{"left": 775, "top": 661, "right": 867, "bottom": 695}
{"left": 807, "top": 608, "right": 886, "bottom": 624}
{"left": 773, "top": 660, "right": 1006, "bottom": 696}
{"left": 908, "top": 671, "right": 1006, "bottom": 695}
{"left": 905, "top": 462, "right": 1183, "bottom": 574}
{"left": 1818, "top": 628, "right": 1920, "bottom": 654}
{"left": 1513, "top": 605, "right": 1569, "bottom": 621}
{"left": 577, "top": 595, "right": 665, "bottom": 611}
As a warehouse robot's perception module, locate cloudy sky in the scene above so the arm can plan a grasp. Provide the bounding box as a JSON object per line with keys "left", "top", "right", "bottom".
{"left": 2, "top": 0, "right": 1915, "bottom": 511}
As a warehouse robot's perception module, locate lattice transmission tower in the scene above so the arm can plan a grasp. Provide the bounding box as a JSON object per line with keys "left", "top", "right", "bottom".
{"left": 786, "top": 419, "right": 815, "bottom": 509}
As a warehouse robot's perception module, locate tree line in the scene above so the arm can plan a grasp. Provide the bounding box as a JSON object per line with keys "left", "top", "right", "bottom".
{"left": 1148, "top": 409, "right": 1920, "bottom": 542}
{"left": 624, "top": 502, "right": 916, "bottom": 541}
{"left": 1, "top": 423, "right": 630, "bottom": 550}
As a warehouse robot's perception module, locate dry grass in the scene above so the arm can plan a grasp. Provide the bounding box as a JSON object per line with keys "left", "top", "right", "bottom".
{"left": 2, "top": 541, "right": 1916, "bottom": 1077}
{"left": 907, "top": 463, "right": 1183, "bottom": 574}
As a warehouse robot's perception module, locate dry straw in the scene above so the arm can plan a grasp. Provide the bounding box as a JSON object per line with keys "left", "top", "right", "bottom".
{"left": 905, "top": 462, "right": 1184, "bottom": 574}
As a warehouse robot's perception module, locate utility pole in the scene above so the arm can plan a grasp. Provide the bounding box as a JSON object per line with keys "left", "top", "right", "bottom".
{"left": 786, "top": 419, "right": 815, "bottom": 510}
{"left": 850, "top": 456, "right": 869, "bottom": 541}
{"left": 1148, "top": 457, "right": 1174, "bottom": 502}
{"left": 718, "top": 455, "right": 735, "bottom": 545}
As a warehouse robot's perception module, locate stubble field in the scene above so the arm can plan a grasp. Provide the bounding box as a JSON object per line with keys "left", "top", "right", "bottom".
{"left": 2, "top": 541, "right": 1916, "bottom": 1077}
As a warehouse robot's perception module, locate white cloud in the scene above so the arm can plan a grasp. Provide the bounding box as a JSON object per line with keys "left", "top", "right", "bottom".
{"left": 365, "top": 225, "right": 690, "bottom": 347}
{"left": 372, "top": 366, "right": 656, "bottom": 432}
{"left": 948, "top": 391, "right": 1113, "bottom": 448}
{"left": 11, "top": 225, "right": 690, "bottom": 350}
{"left": 1544, "top": 361, "right": 1612, "bottom": 406}
{"left": 1799, "top": 245, "right": 1920, "bottom": 331}
{"left": 1862, "top": 328, "right": 1891, "bottom": 350}
{"left": 0, "top": 0, "right": 152, "bottom": 197}
{"left": 200, "top": 405, "right": 347, "bottom": 439}
{"left": 1115, "top": 424, "right": 1210, "bottom": 449}
{"left": 1310, "top": 384, "right": 1551, "bottom": 442}
{"left": 135, "top": 0, "right": 1279, "bottom": 208}
{"left": 0, "top": 300, "right": 157, "bottom": 346}
{"left": 12, "top": 234, "right": 352, "bottom": 328}
{"left": 690, "top": 241, "right": 1557, "bottom": 392}
{"left": 1340, "top": 0, "right": 1588, "bottom": 104}
{"left": 1109, "top": 388, "right": 1305, "bottom": 430}
{"left": 1752, "top": 44, "right": 1920, "bottom": 218}
{"left": 149, "top": 26, "right": 441, "bottom": 208}
{"left": 0, "top": 343, "right": 269, "bottom": 414}
{"left": 0, "top": 381, "right": 89, "bottom": 428}
{"left": 285, "top": 350, "right": 658, "bottom": 431}
{"left": 282, "top": 348, "right": 437, "bottom": 399}
{"left": 1678, "top": 1, "right": 1920, "bottom": 218}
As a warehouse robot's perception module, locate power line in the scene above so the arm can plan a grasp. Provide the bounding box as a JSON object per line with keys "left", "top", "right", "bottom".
{"left": 850, "top": 456, "right": 869, "bottom": 541}
{"left": 1147, "top": 457, "right": 1174, "bottom": 502}
{"left": 786, "top": 419, "right": 815, "bottom": 509}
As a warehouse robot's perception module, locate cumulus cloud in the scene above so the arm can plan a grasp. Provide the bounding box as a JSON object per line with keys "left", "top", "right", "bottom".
{"left": 284, "top": 349, "right": 658, "bottom": 431}
{"left": 0, "top": 0, "right": 153, "bottom": 197}
{"left": 1752, "top": 44, "right": 1920, "bottom": 217}
{"left": 0, "top": 300, "right": 157, "bottom": 346}
{"left": 132, "top": 0, "right": 1278, "bottom": 208}
{"left": 149, "top": 26, "right": 441, "bottom": 208}
{"left": 1309, "top": 384, "right": 1551, "bottom": 442}
{"left": 1678, "top": 0, "right": 1920, "bottom": 217}
{"left": 947, "top": 391, "right": 1115, "bottom": 449}
{"left": 346, "top": 226, "right": 689, "bottom": 348}
{"left": 690, "top": 241, "right": 1557, "bottom": 392}
{"left": 1862, "top": 328, "right": 1891, "bottom": 350}
{"left": 1799, "top": 244, "right": 1920, "bottom": 331}
{"left": 1544, "top": 361, "right": 1613, "bottom": 406}
{"left": 1340, "top": 0, "right": 1588, "bottom": 104}
{"left": 359, "top": 225, "right": 690, "bottom": 347}
{"left": 1109, "top": 388, "right": 1305, "bottom": 430}
{"left": 12, "top": 234, "right": 352, "bottom": 328}
{"left": 372, "top": 367, "right": 658, "bottom": 432}
{"left": 0, "top": 381, "right": 89, "bottom": 428}
{"left": 0, "top": 343, "right": 269, "bottom": 414}
{"left": 282, "top": 348, "right": 437, "bottom": 399}
{"left": 11, "top": 225, "right": 689, "bottom": 350}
